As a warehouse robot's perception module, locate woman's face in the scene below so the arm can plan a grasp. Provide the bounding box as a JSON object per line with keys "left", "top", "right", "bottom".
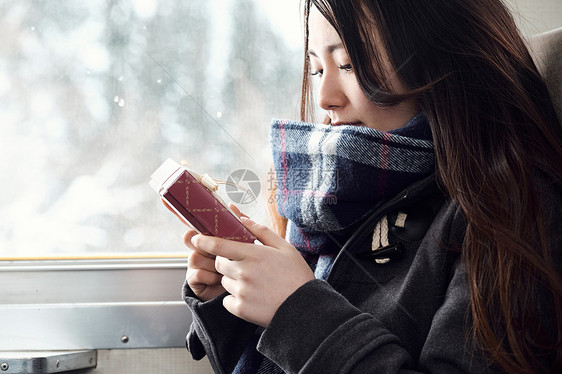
{"left": 308, "top": 6, "right": 419, "bottom": 131}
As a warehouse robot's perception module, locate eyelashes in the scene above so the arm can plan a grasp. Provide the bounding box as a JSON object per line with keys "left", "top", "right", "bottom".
{"left": 338, "top": 64, "right": 352, "bottom": 72}
{"left": 310, "top": 64, "right": 353, "bottom": 77}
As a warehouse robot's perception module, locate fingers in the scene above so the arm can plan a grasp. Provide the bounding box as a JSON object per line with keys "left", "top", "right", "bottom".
{"left": 188, "top": 250, "right": 216, "bottom": 271}
{"left": 214, "top": 255, "right": 244, "bottom": 280}
{"left": 189, "top": 217, "right": 293, "bottom": 262}
{"left": 191, "top": 234, "right": 247, "bottom": 261}
{"left": 240, "top": 217, "right": 288, "bottom": 249}
{"left": 186, "top": 247, "right": 225, "bottom": 301}
{"left": 183, "top": 229, "right": 198, "bottom": 251}
{"left": 222, "top": 294, "right": 240, "bottom": 320}
{"left": 187, "top": 267, "right": 222, "bottom": 285}
{"left": 183, "top": 230, "right": 217, "bottom": 259}
{"left": 229, "top": 203, "right": 249, "bottom": 219}
{"left": 220, "top": 275, "right": 237, "bottom": 295}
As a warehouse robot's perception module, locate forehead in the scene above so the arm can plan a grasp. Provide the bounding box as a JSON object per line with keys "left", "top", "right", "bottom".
{"left": 308, "top": 4, "right": 392, "bottom": 65}
{"left": 308, "top": 6, "right": 344, "bottom": 55}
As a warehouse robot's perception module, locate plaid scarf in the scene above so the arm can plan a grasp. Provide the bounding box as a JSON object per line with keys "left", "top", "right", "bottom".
{"left": 233, "top": 115, "right": 434, "bottom": 374}
{"left": 270, "top": 114, "right": 434, "bottom": 278}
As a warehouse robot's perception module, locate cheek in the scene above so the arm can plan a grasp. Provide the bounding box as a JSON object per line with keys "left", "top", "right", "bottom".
{"left": 346, "top": 78, "right": 371, "bottom": 107}
{"left": 350, "top": 89, "right": 379, "bottom": 114}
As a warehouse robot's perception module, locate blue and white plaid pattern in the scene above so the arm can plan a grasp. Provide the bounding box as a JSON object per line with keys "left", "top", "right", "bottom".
{"left": 270, "top": 114, "right": 435, "bottom": 270}
{"left": 233, "top": 115, "right": 435, "bottom": 374}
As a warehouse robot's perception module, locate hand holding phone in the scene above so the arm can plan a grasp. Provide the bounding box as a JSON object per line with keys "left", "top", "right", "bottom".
{"left": 149, "top": 159, "right": 256, "bottom": 243}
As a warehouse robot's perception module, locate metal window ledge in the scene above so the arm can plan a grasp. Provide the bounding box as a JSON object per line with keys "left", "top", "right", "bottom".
{"left": 0, "top": 350, "right": 96, "bottom": 373}
{"left": 0, "top": 258, "right": 191, "bottom": 351}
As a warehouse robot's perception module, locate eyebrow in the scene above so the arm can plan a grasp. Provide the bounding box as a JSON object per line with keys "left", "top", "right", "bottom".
{"left": 308, "top": 43, "right": 344, "bottom": 58}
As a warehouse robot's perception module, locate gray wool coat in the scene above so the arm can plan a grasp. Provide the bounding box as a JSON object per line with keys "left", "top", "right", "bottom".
{"left": 182, "top": 174, "right": 561, "bottom": 373}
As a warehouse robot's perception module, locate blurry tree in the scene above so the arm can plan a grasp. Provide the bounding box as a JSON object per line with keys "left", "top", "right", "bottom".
{"left": 0, "top": 0, "right": 302, "bottom": 255}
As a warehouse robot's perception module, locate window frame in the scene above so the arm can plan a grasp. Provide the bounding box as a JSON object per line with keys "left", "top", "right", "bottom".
{"left": 0, "top": 256, "right": 191, "bottom": 350}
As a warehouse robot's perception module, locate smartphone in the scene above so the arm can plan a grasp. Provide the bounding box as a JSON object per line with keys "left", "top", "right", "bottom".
{"left": 149, "top": 159, "right": 256, "bottom": 243}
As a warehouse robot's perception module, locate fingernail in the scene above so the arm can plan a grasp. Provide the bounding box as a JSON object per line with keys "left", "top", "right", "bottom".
{"left": 190, "top": 234, "right": 200, "bottom": 246}
{"left": 240, "top": 217, "right": 255, "bottom": 226}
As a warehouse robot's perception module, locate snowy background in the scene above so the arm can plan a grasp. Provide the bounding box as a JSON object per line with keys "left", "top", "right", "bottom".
{"left": 0, "top": 0, "right": 303, "bottom": 256}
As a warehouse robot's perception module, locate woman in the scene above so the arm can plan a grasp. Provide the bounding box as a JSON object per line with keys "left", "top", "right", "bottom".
{"left": 182, "top": 0, "right": 562, "bottom": 372}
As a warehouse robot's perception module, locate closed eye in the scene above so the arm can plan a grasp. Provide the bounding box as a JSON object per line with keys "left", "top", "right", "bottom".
{"left": 311, "top": 69, "right": 323, "bottom": 77}
{"left": 339, "top": 64, "right": 352, "bottom": 72}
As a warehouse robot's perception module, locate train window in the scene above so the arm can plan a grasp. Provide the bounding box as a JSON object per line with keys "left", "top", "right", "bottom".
{"left": 0, "top": 0, "right": 302, "bottom": 356}
{"left": 0, "top": 0, "right": 302, "bottom": 259}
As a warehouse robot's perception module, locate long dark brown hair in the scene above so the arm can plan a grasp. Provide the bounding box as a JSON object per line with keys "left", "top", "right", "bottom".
{"left": 292, "top": 0, "right": 562, "bottom": 372}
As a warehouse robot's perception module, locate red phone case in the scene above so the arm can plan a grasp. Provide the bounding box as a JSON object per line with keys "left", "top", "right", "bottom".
{"left": 150, "top": 159, "right": 256, "bottom": 243}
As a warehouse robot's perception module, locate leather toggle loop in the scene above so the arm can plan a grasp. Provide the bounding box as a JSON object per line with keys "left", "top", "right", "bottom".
{"left": 359, "top": 243, "right": 404, "bottom": 264}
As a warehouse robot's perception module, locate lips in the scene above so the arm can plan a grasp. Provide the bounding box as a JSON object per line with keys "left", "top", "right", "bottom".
{"left": 331, "top": 121, "right": 364, "bottom": 126}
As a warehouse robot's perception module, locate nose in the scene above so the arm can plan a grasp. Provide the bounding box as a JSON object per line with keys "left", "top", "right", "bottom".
{"left": 316, "top": 70, "right": 345, "bottom": 111}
